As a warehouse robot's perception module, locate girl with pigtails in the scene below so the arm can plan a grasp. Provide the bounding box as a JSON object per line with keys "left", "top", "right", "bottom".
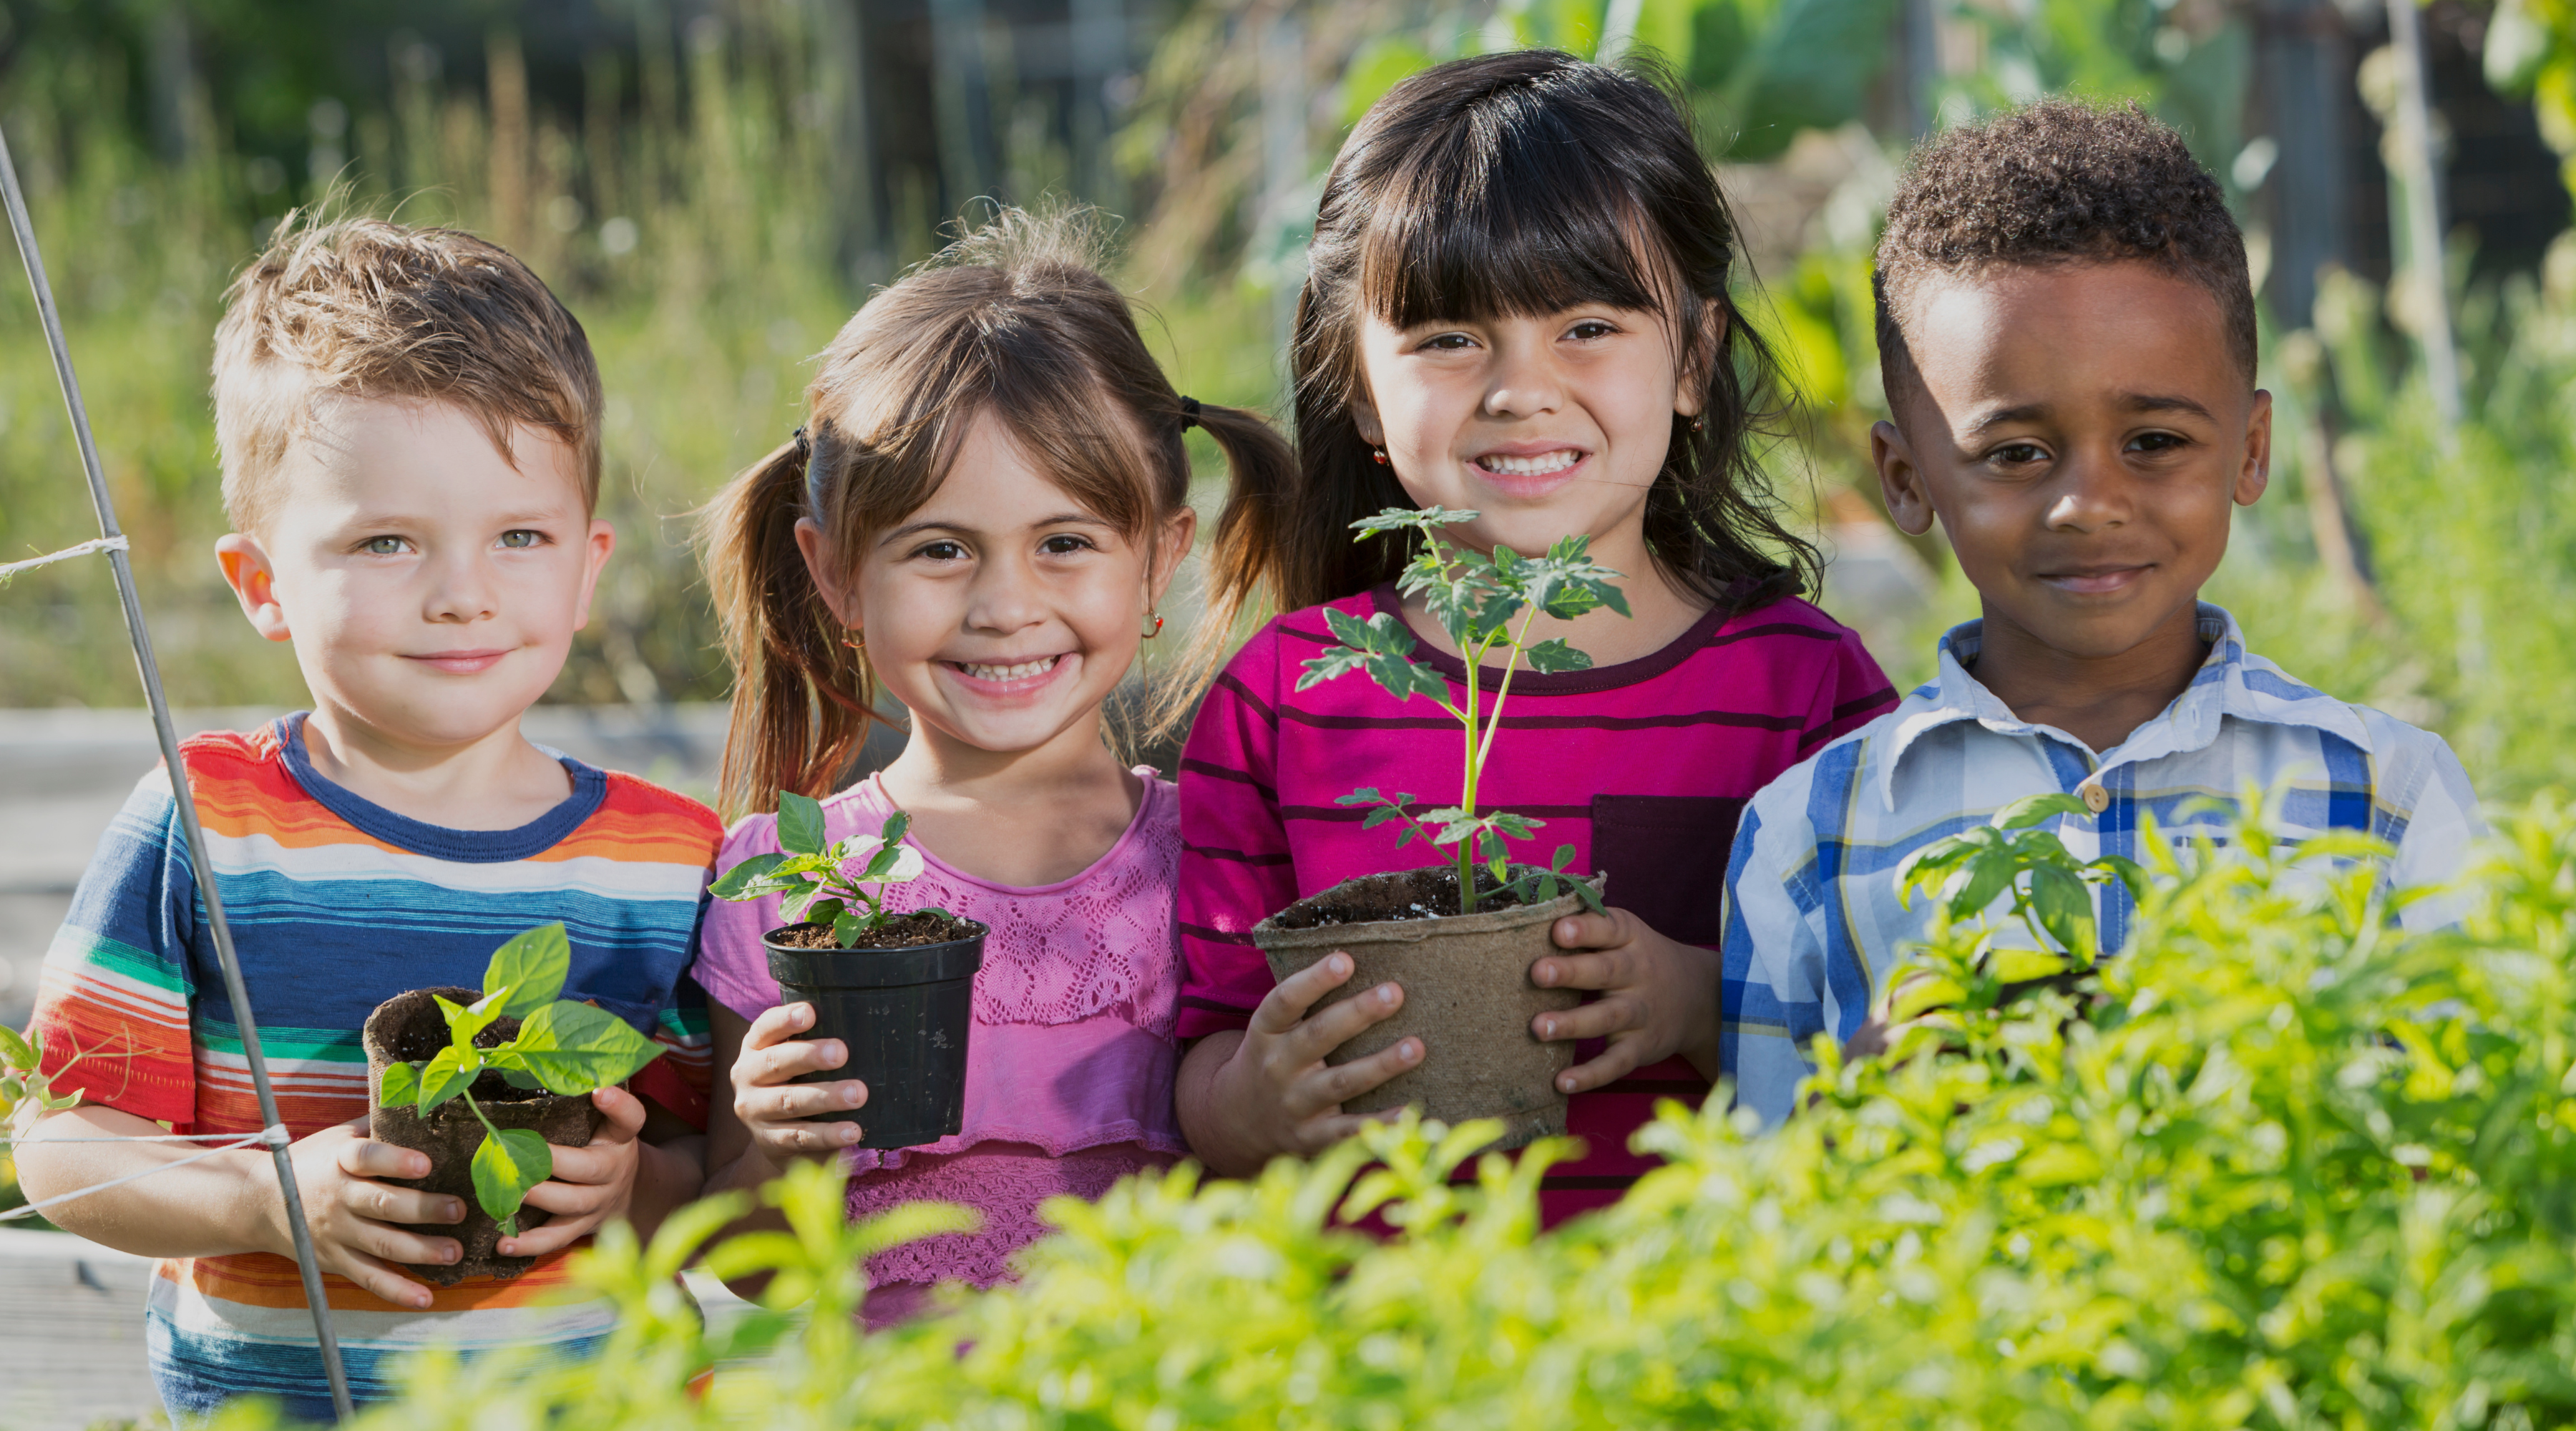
{"left": 690, "top": 210, "right": 1294, "bottom": 1325}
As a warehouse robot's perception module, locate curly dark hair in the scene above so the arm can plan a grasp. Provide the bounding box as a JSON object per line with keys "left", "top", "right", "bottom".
{"left": 1874, "top": 99, "right": 2254, "bottom": 399}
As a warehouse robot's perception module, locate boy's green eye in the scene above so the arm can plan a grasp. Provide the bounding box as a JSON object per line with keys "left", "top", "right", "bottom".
{"left": 363, "top": 536, "right": 406, "bottom": 555}
{"left": 498, "top": 529, "right": 541, "bottom": 549}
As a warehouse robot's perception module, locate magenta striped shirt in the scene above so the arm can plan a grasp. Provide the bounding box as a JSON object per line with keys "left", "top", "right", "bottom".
{"left": 1177, "top": 582, "right": 1896, "bottom": 1223}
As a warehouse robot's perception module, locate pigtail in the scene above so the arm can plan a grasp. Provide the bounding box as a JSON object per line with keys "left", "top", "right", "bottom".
{"left": 698, "top": 432, "right": 890, "bottom": 820}
{"left": 1145, "top": 398, "right": 1301, "bottom": 743}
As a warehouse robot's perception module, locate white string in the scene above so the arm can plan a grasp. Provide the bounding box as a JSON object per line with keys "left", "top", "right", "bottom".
{"left": 2, "top": 1127, "right": 291, "bottom": 1146}
{"left": 0, "top": 1130, "right": 270, "bottom": 1222}
{"left": 0, "top": 533, "right": 128, "bottom": 583}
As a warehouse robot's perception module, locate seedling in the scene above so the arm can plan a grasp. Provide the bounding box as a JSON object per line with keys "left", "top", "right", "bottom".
{"left": 0, "top": 1024, "right": 83, "bottom": 1134}
{"left": 708, "top": 797, "right": 949, "bottom": 946}
{"left": 1297, "top": 507, "right": 1626, "bottom": 914}
{"left": 374, "top": 923, "right": 665, "bottom": 1235}
{"left": 1887, "top": 792, "right": 2149, "bottom": 1020}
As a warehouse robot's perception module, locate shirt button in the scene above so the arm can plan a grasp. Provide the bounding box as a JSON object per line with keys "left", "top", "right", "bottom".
{"left": 2078, "top": 780, "right": 2109, "bottom": 814}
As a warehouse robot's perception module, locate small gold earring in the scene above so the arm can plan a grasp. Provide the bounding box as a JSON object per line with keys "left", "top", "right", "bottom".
{"left": 1689, "top": 416, "right": 1705, "bottom": 434}
{"left": 1142, "top": 610, "right": 1165, "bottom": 640}
{"left": 1371, "top": 448, "right": 1389, "bottom": 465}
{"left": 841, "top": 629, "right": 865, "bottom": 652}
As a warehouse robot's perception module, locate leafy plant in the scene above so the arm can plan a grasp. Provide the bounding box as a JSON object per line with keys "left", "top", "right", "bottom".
{"left": 1296, "top": 507, "right": 1628, "bottom": 914}
{"left": 1883, "top": 791, "right": 2150, "bottom": 1023}
{"left": 707, "top": 797, "right": 951, "bottom": 947}
{"left": 0, "top": 1023, "right": 84, "bottom": 1134}
{"left": 374, "top": 924, "right": 665, "bottom": 1235}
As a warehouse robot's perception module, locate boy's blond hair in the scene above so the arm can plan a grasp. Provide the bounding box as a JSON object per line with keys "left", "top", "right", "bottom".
{"left": 212, "top": 213, "right": 602, "bottom": 534}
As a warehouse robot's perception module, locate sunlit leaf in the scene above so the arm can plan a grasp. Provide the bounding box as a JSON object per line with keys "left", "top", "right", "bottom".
{"left": 484, "top": 922, "right": 571, "bottom": 1018}
{"left": 778, "top": 791, "right": 829, "bottom": 856}
{"left": 378, "top": 1059, "right": 421, "bottom": 1109}
{"left": 1996, "top": 792, "right": 2091, "bottom": 829}
{"left": 419, "top": 1045, "right": 477, "bottom": 1110}
{"left": 470, "top": 1126, "right": 553, "bottom": 1222}
{"left": 711, "top": 851, "right": 789, "bottom": 900}
{"left": 512, "top": 1002, "right": 665, "bottom": 1094}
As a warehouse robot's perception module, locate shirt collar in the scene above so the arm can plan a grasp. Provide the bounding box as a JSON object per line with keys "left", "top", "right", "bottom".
{"left": 1875, "top": 602, "right": 2374, "bottom": 811}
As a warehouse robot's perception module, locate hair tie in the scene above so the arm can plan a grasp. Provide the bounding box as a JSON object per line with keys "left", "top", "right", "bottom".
{"left": 1178, "top": 396, "right": 1202, "bottom": 431}
{"left": 792, "top": 425, "right": 811, "bottom": 459}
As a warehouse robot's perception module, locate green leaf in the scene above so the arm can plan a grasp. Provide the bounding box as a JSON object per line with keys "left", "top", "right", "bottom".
{"left": 2090, "top": 854, "right": 2152, "bottom": 901}
{"left": 1360, "top": 806, "right": 1405, "bottom": 830}
{"left": 419, "top": 1045, "right": 477, "bottom": 1110}
{"left": 1996, "top": 792, "right": 2092, "bottom": 829}
{"left": 781, "top": 885, "right": 826, "bottom": 926}
{"left": 1551, "top": 844, "right": 1577, "bottom": 872}
{"left": 1943, "top": 851, "right": 2018, "bottom": 924}
{"left": 436, "top": 993, "right": 500, "bottom": 1051}
{"left": 832, "top": 912, "right": 865, "bottom": 947}
{"left": 1336, "top": 787, "right": 1385, "bottom": 806}
{"left": 877, "top": 809, "right": 912, "bottom": 849}
{"left": 1521, "top": 638, "right": 1593, "bottom": 674}
{"left": 2028, "top": 863, "right": 2097, "bottom": 961}
{"left": 512, "top": 1001, "right": 665, "bottom": 1094}
{"left": 470, "top": 1126, "right": 554, "bottom": 1222}
{"left": 0, "top": 1023, "right": 34, "bottom": 1072}
{"left": 500, "top": 1067, "right": 544, "bottom": 1090}
{"left": 711, "top": 851, "right": 790, "bottom": 900}
{"left": 1488, "top": 811, "right": 1540, "bottom": 840}
{"left": 779, "top": 791, "right": 829, "bottom": 856}
{"left": 379, "top": 1060, "right": 421, "bottom": 1108}
{"left": 484, "top": 922, "right": 570, "bottom": 1018}
{"left": 806, "top": 897, "right": 847, "bottom": 928}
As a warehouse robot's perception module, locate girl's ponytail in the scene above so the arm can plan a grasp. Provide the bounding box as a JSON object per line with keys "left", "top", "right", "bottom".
{"left": 1146, "top": 397, "right": 1298, "bottom": 743}
{"left": 700, "top": 433, "right": 890, "bottom": 820}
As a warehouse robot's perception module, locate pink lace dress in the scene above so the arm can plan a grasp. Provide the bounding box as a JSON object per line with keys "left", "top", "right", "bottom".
{"left": 692, "top": 770, "right": 1186, "bottom": 1327}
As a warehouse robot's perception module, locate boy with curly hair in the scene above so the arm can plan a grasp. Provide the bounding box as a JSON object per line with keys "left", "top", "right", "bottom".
{"left": 16, "top": 215, "right": 718, "bottom": 1419}
{"left": 1717, "top": 101, "right": 2481, "bottom": 1125}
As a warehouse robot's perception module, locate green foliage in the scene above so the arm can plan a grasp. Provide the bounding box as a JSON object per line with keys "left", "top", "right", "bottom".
{"left": 1897, "top": 791, "right": 2150, "bottom": 971}
{"left": 200, "top": 795, "right": 2576, "bottom": 1428}
{"left": 1297, "top": 507, "right": 1626, "bottom": 913}
{"left": 372, "top": 924, "right": 663, "bottom": 1232}
{"left": 0, "top": 1022, "right": 84, "bottom": 1134}
{"left": 708, "top": 801, "right": 951, "bottom": 948}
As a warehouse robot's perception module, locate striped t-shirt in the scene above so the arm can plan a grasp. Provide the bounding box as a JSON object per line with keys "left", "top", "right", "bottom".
{"left": 1176, "top": 584, "right": 1895, "bottom": 1223}
{"left": 29, "top": 715, "right": 719, "bottom": 1422}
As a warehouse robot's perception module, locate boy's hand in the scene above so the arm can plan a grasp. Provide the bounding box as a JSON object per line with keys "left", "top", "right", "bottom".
{"left": 496, "top": 1085, "right": 650, "bottom": 1259}
{"left": 731, "top": 1002, "right": 869, "bottom": 1161}
{"left": 282, "top": 1118, "right": 463, "bottom": 1312}
{"left": 1190, "top": 952, "right": 1423, "bottom": 1173}
{"left": 1531, "top": 907, "right": 1722, "bottom": 1094}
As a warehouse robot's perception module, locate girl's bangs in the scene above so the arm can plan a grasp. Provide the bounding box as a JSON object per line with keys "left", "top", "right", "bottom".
{"left": 1357, "top": 107, "right": 1671, "bottom": 328}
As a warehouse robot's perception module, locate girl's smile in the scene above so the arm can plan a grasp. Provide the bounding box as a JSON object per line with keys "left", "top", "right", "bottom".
{"left": 939, "top": 652, "right": 1078, "bottom": 703}
{"left": 1467, "top": 441, "right": 1594, "bottom": 499}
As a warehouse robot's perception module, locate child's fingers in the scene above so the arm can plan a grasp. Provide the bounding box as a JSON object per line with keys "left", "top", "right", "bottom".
{"left": 1531, "top": 995, "right": 1641, "bottom": 1045}
{"left": 331, "top": 1168, "right": 464, "bottom": 1228}
{"left": 1284, "top": 1035, "right": 1422, "bottom": 1120}
{"left": 736, "top": 1035, "right": 848, "bottom": 1088}
{"left": 1554, "top": 1035, "right": 1650, "bottom": 1096}
{"left": 756, "top": 1117, "right": 862, "bottom": 1159}
{"left": 741, "top": 1077, "right": 867, "bottom": 1128}
{"left": 493, "top": 1208, "right": 599, "bottom": 1259}
{"left": 1548, "top": 908, "right": 1634, "bottom": 953}
{"left": 1278, "top": 980, "right": 1406, "bottom": 1066}
{"left": 743, "top": 1002, "right": 819, "bottom": 1052}
{"left": 1529, "top": 945, "right": 1643, "bottom": 993}
{"left": 327, "top": 1246, "right": 446, "bottom": 1312}
{"left": 336, "top": 1133, "right": 434, "bottom": 1183}
{"left": 586, "top": 1086, "right": 648, "bottom": 1142}
{"left": 1249, "top": 953, "right": 1361, "bottom": 1035}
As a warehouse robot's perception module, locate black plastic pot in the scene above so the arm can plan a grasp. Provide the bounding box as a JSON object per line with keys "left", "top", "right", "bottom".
{"left": 764, "top": 922, "right": 987, "bottom": 1150}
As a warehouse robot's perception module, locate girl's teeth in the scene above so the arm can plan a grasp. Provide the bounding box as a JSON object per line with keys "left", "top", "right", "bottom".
{"left": 1478, "top": 450, "right": 1581, "bottom": 477}
{"left": 959, "top": 657, "right": 1060, "bottom": 681}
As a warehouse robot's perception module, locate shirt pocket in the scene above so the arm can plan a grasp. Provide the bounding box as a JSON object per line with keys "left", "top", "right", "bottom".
{"left": 1586, "top": 794, "right": 1747, "bottom": 948}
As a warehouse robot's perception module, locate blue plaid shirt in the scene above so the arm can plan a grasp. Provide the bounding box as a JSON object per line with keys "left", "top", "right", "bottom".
{"left": 1718, "top": 604, "right": 2482, "bottom": 1127}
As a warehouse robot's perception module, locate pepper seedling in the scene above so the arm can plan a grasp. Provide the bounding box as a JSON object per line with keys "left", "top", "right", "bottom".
{"left": 375, "top": 923, "right": 665, "bottom": 1235}
{"left": 1298, "top": 507, "right": 1626, "bottom": 914}
{"left": 707, "top": 797, "right": 950, "bottom": 946}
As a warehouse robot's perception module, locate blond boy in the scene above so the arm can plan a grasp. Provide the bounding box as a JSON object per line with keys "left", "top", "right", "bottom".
{"left": 17, "top": 217, "right": 717, "bottom": 1420}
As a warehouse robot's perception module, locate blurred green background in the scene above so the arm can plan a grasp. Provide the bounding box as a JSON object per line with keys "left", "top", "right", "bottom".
{"left": 1, "top": 0, "right": 2575, "bottom": 798}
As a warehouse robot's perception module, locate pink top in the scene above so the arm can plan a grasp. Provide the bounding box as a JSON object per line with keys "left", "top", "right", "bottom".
{"left": 1177, "top": 585, "right": 1895, "bottom": 1225}
{"left": 693, "top": 769, "right": 1186, "bottom": 1308}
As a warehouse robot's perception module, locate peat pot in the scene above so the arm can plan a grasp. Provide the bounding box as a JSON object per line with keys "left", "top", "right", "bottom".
{"left": 765, "top": 919, "right": 987, "bottom": 1150}
{"left": 361, "top": 987, "right": 604, "bottom": 1285}
{"left": 1253, "top": 867, "right": 1606, "bottom": 1151}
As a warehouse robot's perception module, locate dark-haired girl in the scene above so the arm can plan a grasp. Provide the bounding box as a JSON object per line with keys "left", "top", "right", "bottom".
{"left": 1174, "top": 50, "right": 1898, "bottom": 1222}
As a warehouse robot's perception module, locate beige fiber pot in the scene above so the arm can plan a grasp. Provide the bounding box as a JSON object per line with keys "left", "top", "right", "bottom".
{"left": 1253, "top": 868, "right": 1605, "bottom": 1151}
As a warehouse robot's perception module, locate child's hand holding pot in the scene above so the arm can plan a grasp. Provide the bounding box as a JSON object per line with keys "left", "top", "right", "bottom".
{"left": 730, "top": 1000, "right": 869, "bottom": 1158}
{"left": 1530, "top": 907, "right": 1723, "bottom": 1094}
{"left": 492, "top": 1085, "right": 654, "bottom": 1258}
{"left": 279, "top": 1116, "right": 462, "bottom": 1310}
